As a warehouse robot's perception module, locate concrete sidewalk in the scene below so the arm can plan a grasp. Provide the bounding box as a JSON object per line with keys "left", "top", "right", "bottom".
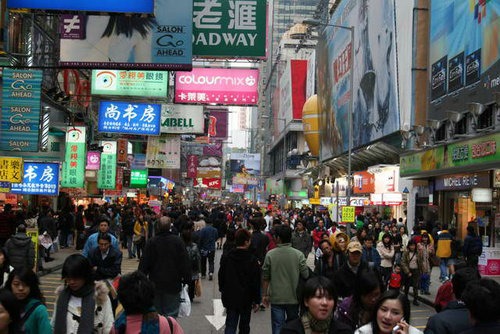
{"left": 37, "top": 247, "right": 79, "bottom": 277}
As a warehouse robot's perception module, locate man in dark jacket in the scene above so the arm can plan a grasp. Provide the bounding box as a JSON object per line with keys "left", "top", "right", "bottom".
{"left": 218, "top": 228, "right": 261, "bottom": 334}
{"left": 463, "top": 225, "right": 482, "bottom": 268}
{"left": 0, "top": 204, "right": 16, "bottom": 247}
{"left": 333, "top": 241, "right": 368, "bottom": 298}
{"left": 88, "top": 233, "right": 122, "bottom": 281}
{"left": 4, "top": 224, "right": 35, "bottom": 270}
{"left": 425, "top": 267, "right": 481, "bottom": 334}
{"left": 139, "top": 216, "right": 191, "bottom": 317}
{"left": 197, "top": 217, "right": 219, "bottom": 280}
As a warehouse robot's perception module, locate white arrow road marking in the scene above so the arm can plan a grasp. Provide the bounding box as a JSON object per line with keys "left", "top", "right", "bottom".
{"left": 205, "top": 299, "right": 226, "bottom": 331}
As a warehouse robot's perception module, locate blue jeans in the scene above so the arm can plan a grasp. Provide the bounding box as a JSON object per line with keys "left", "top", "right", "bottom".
{"left": 270, "top": 304, "right": 299, "bottom": 334}
{"left": 439, "top": 258, "right": 450, "bottom": 280}
{"left": 201, "top": 250, "right": 215, "bottom": 276}
{"left": 154, "top": 291, "right": 180, "bottom": 318}
{"left": 224, "top": 306, "right": 251, "bottom": 334}
{"left": 420, "top": 273, "right": 430, "bottom": 292}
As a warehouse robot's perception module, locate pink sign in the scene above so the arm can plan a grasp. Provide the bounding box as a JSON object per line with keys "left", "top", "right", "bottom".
{"left": 175, "top": 68, "right": 259, "bottom": 105}
{"left": 86, "top": 151, "right": 101, "bottom": 170}
{"left": 187, "top": 155, "right": 198, "bottom": 178}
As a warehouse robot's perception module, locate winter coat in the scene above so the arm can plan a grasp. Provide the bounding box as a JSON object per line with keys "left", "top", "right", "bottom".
{"left": 418, "top": 242, "right": 434, "bottom": 273}
{"left": 334, "top": 261, "right": 369, "bottom": 298}
{"left": 52, "top": 281, "right": 114, "bottom": 334}
{"left": 424, "top": 300, "right": 472, "bottom": 334}
{"left": 376, "top": 242, "right": 395, "bottom": 268}
{"left": 218, "top": 247, "right": 261, "bottom": 309}
{"left": 401, "top": 249, "right": 424, "bottom": 275}
{"left": 281, "top": 316, "right": 353, "bottom": 334}
{"left": 88, "top": 246, "right": 122, "bottom": 280}
{"left": 291, "top": 229, "right": 312, "bottom": 258}
{"left": 355, "top": 322, "right": 423, "bottom": 334}
{"left": 5, "top": 232, "right": 35, "bottom": 270}
{"left": 436, "top": 230, "right": 453, "bottom": 258}
{"left": 250, "top": 230, "right": 269, "bottom": 265}
{"left": 22, "top": 298, "right": 52, "bottom": 334}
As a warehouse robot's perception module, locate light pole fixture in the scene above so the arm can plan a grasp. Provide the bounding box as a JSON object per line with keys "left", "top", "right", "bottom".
{"left": 303, "top": 18, "right": 355, "bottom": 207}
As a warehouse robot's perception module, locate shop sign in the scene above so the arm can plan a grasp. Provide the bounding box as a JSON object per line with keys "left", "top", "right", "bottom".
{"left": 160, "top": 104, "right": 204, "bottom": 134}
{"left": 383, "top": 193, "right": 403, "bottom": 206}
{"left": 86, "top": 151, "right": 101, "bottom": 170}
{"left": 130, "top": 170, "right": 148, "bottom": 188}
{"left": 146, "top": 135, "right": 180, "bottom": 169}
{"left": 370, "top": 193, "right": 383, "bottom": 205}
{"left": 309, "top": 198, "right": 320, "bottom": 205}
{"left": 1, "top": 69, "right": 43, "bottom": 152}
{"left": 320, "top": 197, "right": 332, "bottom": 205}
{"left": 192, "top": 0, "right": 266, "bottom": 58}
{"left": 116, "top": 139, "right": 128, "bottom": 164}
{"left": 91, "top": 70, "right": 168, "bottom": 98}
{"left": 353, "top": 171, "right": 375, "bottom": 194}
{"left": 187, "top": 155, "right": 198, "bottom": 178}
{"left": 10, "top": 162, "right": 60, "bottom": 195}
{"left": 342, "top": 206, "right": 356, "bottom": 223}
{"left": 97, "top": 141, "right": 116, "bottom": 189}
{"left": 0, "top": 157, "right": 23, "bottom": 183}
{"left": 435, "top": 172, "right": 491, "bottom": 191}
{"left": 0, "top": 182, "right": 11, "bottom": 193}
{"left": 61, "top": 127, "right": 86, "bottom": 188}
{"left": 194, "top": 178, "right": 221, "bottom": 189}
{"left": 98, "top": 101, "right": 161, "bottom": 135}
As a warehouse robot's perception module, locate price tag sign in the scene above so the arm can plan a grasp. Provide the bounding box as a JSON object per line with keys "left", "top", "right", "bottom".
{"left": 342, "top": 206, "right": 356, "bottom": 223}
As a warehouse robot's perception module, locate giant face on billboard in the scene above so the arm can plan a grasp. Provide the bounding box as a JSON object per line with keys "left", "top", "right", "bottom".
{"left": 429, "top": 1, "right": 500, "bottom": 119}
{"left": 318, "top": 0, "right": 399, "bottom": 162}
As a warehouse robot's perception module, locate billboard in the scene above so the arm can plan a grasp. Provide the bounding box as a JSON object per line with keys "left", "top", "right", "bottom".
{"left": 10, "top": 162, "right": 60, "bottom": 196}
{"left": 98, "top": 101, "right": 161, "bottom": 135}
{"left": 317, "top": 0, "right": 399, "bottom": 162}
{"left": 91, "top": 70, "right": 168, "bottom": 97}
{"left": 6, "top": 0, "right": 154, "bottom": 13}
{"left": 160, "top": 104, "right": 205, "bottom": 134}
{"left": 174, "top": 68, "right": 259, "bottom": 105}
{"left": 61, "top": 127, "right": 86, "bottom": 188}
{"left": 192, "top": 0, "right": 267, "bottom": 58}
{"left": 429, "top": 0, "right": 500, "bottom": 119}
{"left": 229, "top": 153, "right": 260, "bottom": 186}
{"left": 1, "top": 69, "right": 43, "bottom": 152}
{"left": 279, "top": 59, "right": 308, "bottom": 123}
{"left": 206, "top": 109, "right": 228, "bottom": 140}
{"left": 97, "top": 141, "right": 117, "bottom": 189}
{"left": 146, "top": 135, "right": 181, "bottom": 169}
{"left": 59, "top": 0, "right": 192, "bottom": 70}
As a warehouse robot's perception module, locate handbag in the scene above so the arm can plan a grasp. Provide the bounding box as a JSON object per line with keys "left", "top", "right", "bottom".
{"left": 178, "top": 284, "right": 191, "bottom": 317}
{"left": 132, "top": 234, "right": 143, "bottom": 244}
{"left": 195, "top": 279, "right": 202, "bottom": 297}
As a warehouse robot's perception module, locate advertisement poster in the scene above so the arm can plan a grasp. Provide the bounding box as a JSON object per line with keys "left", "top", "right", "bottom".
{"left": 86, "top": 151, "right": 101, "bottom": 170}
{"left": 317, "top": 0, "right": 399, "bottom": 162}
{"left": 160, "top": 104, "right": 204, "bottom": 134}
{"left": 146, "top": 135, "right": 180, "bottom": 169}
{"left": 229, "top": 153, "right": 260, "bottom": 186}
{"left": 429, "top": 0, "right": 500, "bottom": 119}
{"left": 10, "top": 162, "right": 60, "bottom": 195}
{"left": 91, "top": 70, "right": 168, "bottom": 97}
{"left": 61, "top": 127, "right": 87, "bottom": 188}
{"left": 98, "top": 101, "right": 161, "bottom": 135}
{"left": 97, "top": 141, "right": 117, "bottom": 189}
{"left": 59, "top": 0, "right": 192, "bottom": 70}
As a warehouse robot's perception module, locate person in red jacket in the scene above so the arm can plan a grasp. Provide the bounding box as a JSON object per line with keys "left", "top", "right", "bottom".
{"left": 312, "top": 219, "right": 329, "bottom": 251}
{"left": 388, "top": 263, "right": 403, "bottom": 292}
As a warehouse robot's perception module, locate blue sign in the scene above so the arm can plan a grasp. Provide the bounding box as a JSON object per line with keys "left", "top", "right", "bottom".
{"left": 98, "top": 101, "right": 161, "bottom": 135}
{"left": 1, "top": 69, "right": 43, "bottom": 152}
{"left": 10, "top": 162, "right": 60, "bottom": 196}
{"left": 6, "top": 0, "right": 153, "bottom": 13}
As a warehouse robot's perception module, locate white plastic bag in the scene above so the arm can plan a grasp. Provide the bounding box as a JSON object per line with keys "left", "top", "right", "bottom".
{"left": 178, "top": 284, "right": 191, "bottom": 317}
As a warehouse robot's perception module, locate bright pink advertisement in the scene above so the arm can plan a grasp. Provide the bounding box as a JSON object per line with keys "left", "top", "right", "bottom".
{"left": 175, "top": 68, "right": 259, "bottom": 105}
{"left": 86, "top": 151, "right": 101, "bottom": 170}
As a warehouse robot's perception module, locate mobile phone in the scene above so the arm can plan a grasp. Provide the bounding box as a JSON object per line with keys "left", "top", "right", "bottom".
{"left": 392, "top": 318, "right": 405, "bottom": 334}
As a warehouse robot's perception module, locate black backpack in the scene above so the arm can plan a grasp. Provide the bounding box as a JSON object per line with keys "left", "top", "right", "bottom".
{"left": 469, "top": 236, "right": 483, "bottom": 256}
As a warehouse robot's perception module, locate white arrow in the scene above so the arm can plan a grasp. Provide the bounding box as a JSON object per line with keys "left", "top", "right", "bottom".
{"left": 205, "top": 299, "right": 226, "bottom": 331}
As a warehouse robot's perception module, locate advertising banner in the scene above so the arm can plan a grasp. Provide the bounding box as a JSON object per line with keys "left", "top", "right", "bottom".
{"left": 61, "top": 127, "right": 87, "bottom": 188}
{"left": 194, "top": 178, "right": 221, "bottom": 189}
{"left": 187, "top": 155, "right": 198, "bottom": 178}
{"left": 86, "top": 151, "right": 101, "bottom": 170}
{"left": 146, "top": 135, "right": 181, "bottom": 169}
{"left": 317, "top": 0, "right": 399, "bottom": 162}
{"left": 429, "top": 1, "right": 500, "bottom": 119}
{"left": 10, "top": 162, "right": 60, "bottom": 196}
{"left": 160, "top": 104, "right": 204, "bottom": 134}
{"left": 7, "top": 0, "right": 154, "bottom": 13}
{"left": 59, "top": 0, "right": 192, "bottom": 70}
{"left": 353, "top": 171, "right": 375, "bottom": 194}
{"left": 97, "top": 141, "right": 117, "bottom": 189}
{"left": 203, "top": 141, "right": 223, "bottom": 157}
{"left": 117, "top": 139, "right": 128, "bottom": 164}
{"left": 229, "top": 153, "right": 260, "bottom": 185}
{"left": 1, "top": 69, "right": 43, "bottom": 152}
{"left": 91, "top": 70, "right": 168, "bottom": 97}
{"left": 130, "top": 169, "right": 148, "bottom": 188}
{"left": 279, "top": 59, "right": 307, "bottom": 123}
{"left": 174, "top": 68, "right": 259, "bottom": 105}
{"left": 0, "top": 157, "right": 23, "bottom": 183}
{"left": 192, "top": 0, "right": 266, "bottom": 58}
{"left": 98, "top": 101, "right": 161, "bottom": 135}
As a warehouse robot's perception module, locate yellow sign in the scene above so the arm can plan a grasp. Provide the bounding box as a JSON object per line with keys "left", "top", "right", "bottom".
{"left": 26, "top": 228, "right": 39, "bottom": 272}
{"left": 0, "top": 157, "right": 23, "bottom": 183}
{"left": 309, "top": 198, "right": 320, "bottom": 205}
{"left": 342, "top": 206, "right": 356, "bottom": 223}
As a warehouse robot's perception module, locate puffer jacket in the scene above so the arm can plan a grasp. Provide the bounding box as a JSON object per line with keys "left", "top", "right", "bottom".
{"left": 377, "top": 241, "right": 395, "bottom": 268}
{"left": 5, "top": 232, "right": 35, "bottom": 270}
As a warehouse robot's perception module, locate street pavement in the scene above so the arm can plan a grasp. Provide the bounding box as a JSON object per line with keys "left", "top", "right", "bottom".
{"left": 37, "top": 246, "right": 439, "bottom": 332}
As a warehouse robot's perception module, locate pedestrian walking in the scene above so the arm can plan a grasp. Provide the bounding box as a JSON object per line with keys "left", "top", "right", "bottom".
{"left": 197, "top": 218, "right": 219, "bottom": 281}
{"left": 4, "top": 224, "right": 35, "bottom": 271}
{"left": 401, "top": 240, "right": 423, "bottom": 306}
{"left": 81, "top": 217, "right": 119, "bottom": 258}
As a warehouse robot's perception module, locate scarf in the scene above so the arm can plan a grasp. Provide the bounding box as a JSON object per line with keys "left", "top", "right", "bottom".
{"left": 301, "top": 311, "right": 332, "bottom": 334}
{"left": 114, "top": 308, "right": 160, "bottom": 334}
{"left": 54, "top": 283, "right": 95, "bottom": 334}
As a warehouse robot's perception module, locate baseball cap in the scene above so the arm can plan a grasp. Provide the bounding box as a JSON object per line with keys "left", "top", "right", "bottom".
{"left": 347, "top": 241, "right": 362, "bottom": 253}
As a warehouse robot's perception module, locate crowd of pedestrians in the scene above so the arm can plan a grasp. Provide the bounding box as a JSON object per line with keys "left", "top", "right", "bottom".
{"left": 0, "top": 202, "right": 498, "bottom": 333}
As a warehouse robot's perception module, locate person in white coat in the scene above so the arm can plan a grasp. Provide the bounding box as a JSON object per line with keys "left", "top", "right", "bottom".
{"left": 355, "top": 290, "right": 423, "bottom": 334}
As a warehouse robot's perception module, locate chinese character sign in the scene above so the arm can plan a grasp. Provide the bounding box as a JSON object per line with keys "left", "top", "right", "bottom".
{"left": 187, "top": 155, "right": 198, "bottom": 178}
{"left": 0, "top": 157, "right": 23, "bottom": 183}
{"left": 61, "top": 127, "right": 86, "bottom": 188}
{"left": 98, "top": 101, "right": 161, "bottom": 135}
{"left": 146, "top": 136, "right": 180, "bottom": 169}
{"left": 130, "top": 169, "right": 148, "bottom": 188}
{"left": 10, "top": 162, "right": 60, "bottom": 195}
{"left": 91, "top": 70, "right": 169, "bottom": 97}
{"left": 193, "top": 0, "right": 267, "bottom": 58}
{"left": 1, "top": 69, "right": 43, "bottom": 151}
{"left": 97, "top": 141, "right": 117, "bottom": 189}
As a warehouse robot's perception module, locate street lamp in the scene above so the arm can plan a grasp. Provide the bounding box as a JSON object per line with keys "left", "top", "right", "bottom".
{"left": 303, "top": 18, "right": 355, "bottom": 206}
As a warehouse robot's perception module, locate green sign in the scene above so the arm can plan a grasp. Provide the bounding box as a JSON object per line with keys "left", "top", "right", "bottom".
{"left": 130, "top": 169, "right": 148, "bottom": 188}
{"left": 98, "top": 151, "right": 117, "bottom": 189}
{"left": 192, "top": 0, "right": 267, "bottom": 58}
{"left": 61, "top": 127, "right": 86, "bottom": 188}
{"left": 400, "top": 133, "right": 500, "bottom": 177}
{"left": 91, "top": 70, "right": 168, "bottom": 97}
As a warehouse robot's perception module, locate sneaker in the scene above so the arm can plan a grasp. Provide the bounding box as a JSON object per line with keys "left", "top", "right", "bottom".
{"left": 209, "top": 273, "right": 213, "bottom": 281}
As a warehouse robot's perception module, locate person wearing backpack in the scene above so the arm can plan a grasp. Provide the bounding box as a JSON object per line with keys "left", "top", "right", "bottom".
{"left": 180, "top": 222, "right": 201, "bottom": 302}
{"left": 463, "top": 225, "right": 483, "bottom": 268}
{"left": 5, "top": 268, "right": 52, "bottom": 334}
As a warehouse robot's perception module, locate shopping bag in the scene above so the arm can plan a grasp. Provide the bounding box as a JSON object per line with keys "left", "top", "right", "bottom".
{"left": 178, "top": 284, "right": 191, "bottom": 317}
{"left": 195, "top": 279, "right": 202, "bottom": 297}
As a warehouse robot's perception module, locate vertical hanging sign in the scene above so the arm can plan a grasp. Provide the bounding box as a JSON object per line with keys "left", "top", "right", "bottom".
{"left": 1, "top": 69, "right": 43, "bottom": 151}
{"left": 98, "top": 141, "right": 117, "bottom": 189}
{"left": 61, "top": 127, "right": 86, "bottom": 188}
